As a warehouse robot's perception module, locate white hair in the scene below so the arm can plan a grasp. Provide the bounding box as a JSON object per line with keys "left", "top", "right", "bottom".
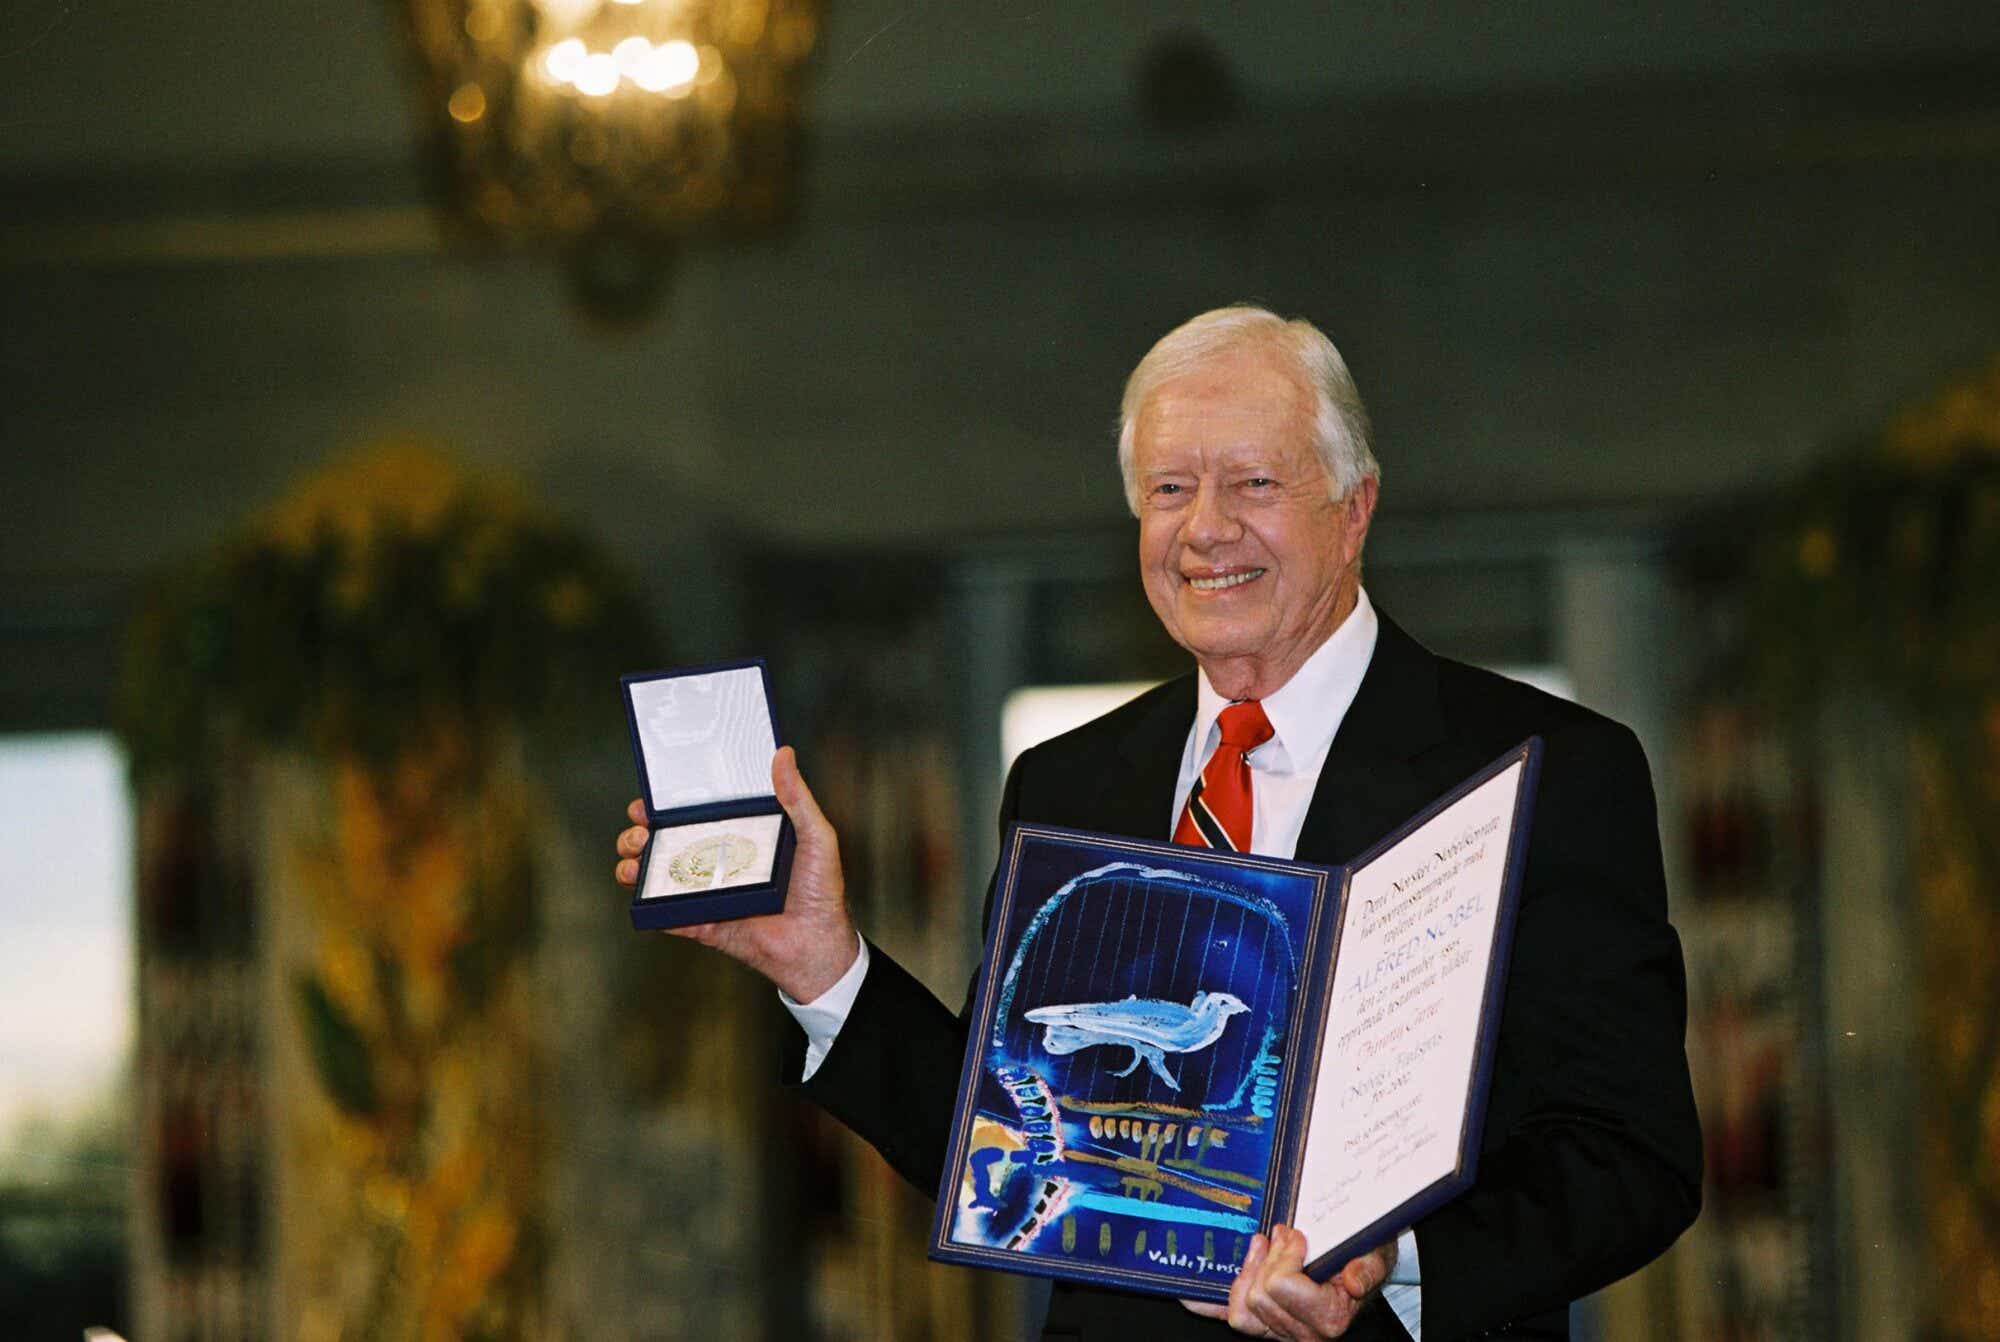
{"left": 1116, "top": 306, "right": 1379, "bottom": 515}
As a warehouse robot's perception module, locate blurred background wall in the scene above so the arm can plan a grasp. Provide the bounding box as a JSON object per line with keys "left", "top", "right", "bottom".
{"left": 3, "top": 2, "right": 1999, "bottom": 1339}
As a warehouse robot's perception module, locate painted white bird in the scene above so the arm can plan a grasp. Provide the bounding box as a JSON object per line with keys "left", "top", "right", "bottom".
{"left": 1023, "top": 990, "right": 1250, "bottom": 1091}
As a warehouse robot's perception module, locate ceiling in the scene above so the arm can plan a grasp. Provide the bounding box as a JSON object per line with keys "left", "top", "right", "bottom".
{"left": 7, "top": 1, "right": 2000, "bottom": 173}
{"left": 4, "top": 3, "right": 2000, "bottom": 728}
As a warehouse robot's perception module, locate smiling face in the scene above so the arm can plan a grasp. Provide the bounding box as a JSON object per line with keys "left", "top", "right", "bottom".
{"left": 1132, "top": 343, "right": 1377, "bottom": 700}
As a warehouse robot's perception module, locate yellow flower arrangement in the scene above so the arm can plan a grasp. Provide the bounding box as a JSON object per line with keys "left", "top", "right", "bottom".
{"left": 118, "top": 438, "right": 652, "bottom": 776}
{"left": 1885, "top": 353, "right": 2000, "bottom": 466}
{"left": 1748, "top": 355, "right": 1999, "bottom": 712}
{"left": 119, "top": 440, "right": 656, "bottom": 1338}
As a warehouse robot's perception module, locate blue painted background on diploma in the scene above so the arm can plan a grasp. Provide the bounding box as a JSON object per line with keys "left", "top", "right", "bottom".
{"left": 944, "top": 832, "right": 1322, "bottom": 1291}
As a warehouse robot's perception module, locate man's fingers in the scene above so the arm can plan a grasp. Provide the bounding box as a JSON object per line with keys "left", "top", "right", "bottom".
{"left": 666, "top": 921, "right": 723, "bottom": 946}
{"left": 614, "top": 801, "right": 650, "bottom": 888}
{"left": 1226, "top": 1233, "right": 1269, "bottom": 1333}
{"left": 771, "top": 746, "right": 835, "bottom": 846}
{"left": 1262, "top": 1224, "right": 1309, "bottom": 1275}
{"left": 1265, "top": 1272, "right": 1354, "bottom": 1338}
{"left": 1216, "top": 1240, "right": 1264, "bottom": 1336}
{"left": 1242, "top": 1231, "right": 1397, "bottom": 1339}
{"left": 1237, "top": 1226, "right": 1378, "bottom": 1340}
{"left": 1179, "top": 1299, "right": 1228, "bottom": 1320}
{"left": 614, "top": 823, "right": 650, "bottom": 887}
{"left": 1338, "top": 1249, "right": 1389, "bottom": 1300}
{"left": 1245, "top": 1227, "right": 1316, "bottom": 1341}
{"left": 1225, "top": 1220, "right": 1379, "bottom": 1340}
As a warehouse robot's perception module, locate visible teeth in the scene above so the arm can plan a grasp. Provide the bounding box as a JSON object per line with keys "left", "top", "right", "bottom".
{"left": 1188, "top": 570, "right": 1264, "bottom": 591}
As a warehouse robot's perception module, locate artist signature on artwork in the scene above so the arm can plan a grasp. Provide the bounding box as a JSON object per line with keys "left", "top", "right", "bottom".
{"left": 1145, "top": 1249, "right": 1242, "bottom": 1277}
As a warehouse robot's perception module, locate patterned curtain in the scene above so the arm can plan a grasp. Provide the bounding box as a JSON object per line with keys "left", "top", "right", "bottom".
{"left": 264, "top": 743, "right": 545, "bottom": 1340}
{"left": 1744, "top": 357, "right": 2000, "bottom": 1337}
{"left": 119, "top": 443, "right": 652, "bottom": 1340}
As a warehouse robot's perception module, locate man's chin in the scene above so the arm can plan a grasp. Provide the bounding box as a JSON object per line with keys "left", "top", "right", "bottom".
{"left": 1171, "top": 619, "right": 1269, "bottom": 667}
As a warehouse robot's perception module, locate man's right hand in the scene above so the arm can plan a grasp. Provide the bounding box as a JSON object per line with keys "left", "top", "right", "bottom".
{"left": 615, "top": 744, "right": 860, "bottom": 1004}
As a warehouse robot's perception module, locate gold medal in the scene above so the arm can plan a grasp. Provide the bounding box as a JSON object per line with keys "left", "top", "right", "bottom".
{"left": 666, "top": 833, "right": 760, "bottom": 890}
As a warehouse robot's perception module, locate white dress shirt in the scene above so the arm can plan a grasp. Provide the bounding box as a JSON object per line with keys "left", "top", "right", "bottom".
{"left": 784, "top": 587, "right": 1422, "bottom": 1337}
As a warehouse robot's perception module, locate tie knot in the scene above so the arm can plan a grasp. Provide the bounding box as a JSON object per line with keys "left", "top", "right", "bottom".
{"left": 1216, "top": 700, "right": 1273, "bottom": 751}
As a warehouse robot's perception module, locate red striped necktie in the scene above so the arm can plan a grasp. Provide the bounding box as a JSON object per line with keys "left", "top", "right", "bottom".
{"left": 1173, "top": 700, "right": 1274, "bottom": 852}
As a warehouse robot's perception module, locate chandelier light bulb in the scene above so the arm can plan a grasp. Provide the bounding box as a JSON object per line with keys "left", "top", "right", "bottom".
{"left": 613, "top": 35, "right": 653, "bottom": 77}
{"left": 650, "top": 39, "right": 700, "bottom": 89}
{"left": 533, "top": 0, "right": 601, "bottom": 23}
{"left": 448, "top": 82, "right": 488, "bottom": 122}
{"left": 575, "top": 51, "right": 620, "bottom": 96}
{"left": 630, "top": 50, "right": 675, "bottom": 92}
{"left": 628, "top": 39, "right": 698, "bottom": 93}
{"left": 543, "top": 37, "right": 587, "bottom": 84}
{"left": 400, "top": 0, "right": 822, "bottom": 308}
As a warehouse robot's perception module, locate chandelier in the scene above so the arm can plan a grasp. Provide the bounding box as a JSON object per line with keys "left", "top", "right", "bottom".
{"left": 399, "top": 0, "right": 820, "bottom": 317}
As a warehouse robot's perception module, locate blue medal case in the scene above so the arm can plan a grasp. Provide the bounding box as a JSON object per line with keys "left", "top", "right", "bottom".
{"left": 620, "top": 658, "right": 795, "bottom": 931}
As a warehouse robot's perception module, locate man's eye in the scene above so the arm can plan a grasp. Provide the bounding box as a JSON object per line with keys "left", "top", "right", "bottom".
{"left": 1243, "top": 477, "right": 1276, "bottom": 489}
{"left": 1151, "top": 482, "right": 1185, "bottom": 496}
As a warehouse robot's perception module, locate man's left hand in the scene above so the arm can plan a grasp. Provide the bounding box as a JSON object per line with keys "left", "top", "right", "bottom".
{"left": 1181, "top": 1225, "right": 1396, "bottom": 1340}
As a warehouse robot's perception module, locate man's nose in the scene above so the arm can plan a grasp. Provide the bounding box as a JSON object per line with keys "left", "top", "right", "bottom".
{"left": 1184, "top": 482, "right": 1241, "bottom": 545}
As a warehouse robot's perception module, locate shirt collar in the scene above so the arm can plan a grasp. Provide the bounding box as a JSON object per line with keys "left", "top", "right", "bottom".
{"left": 1190, "top": 586, "right": 1379, "bottom": 777}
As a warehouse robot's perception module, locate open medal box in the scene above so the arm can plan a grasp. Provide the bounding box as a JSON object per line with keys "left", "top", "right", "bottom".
{"left": 620, "top": 658, "right": 795, "bottom": 931}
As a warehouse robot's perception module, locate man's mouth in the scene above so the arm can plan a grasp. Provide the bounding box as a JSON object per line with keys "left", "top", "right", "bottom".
{"left": 1186, "top": 569, "right": 1266, "bottom": 592}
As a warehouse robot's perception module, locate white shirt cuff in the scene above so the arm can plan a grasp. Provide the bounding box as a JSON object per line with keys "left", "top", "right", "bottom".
{"left": 1387, "top": 1228, "right": 1420, "bottom": 1283}
{"left": 778, "top": 932, "right": 870, "bottom": 1082}
{"left": 1382, "top": 1229, "right": 1422, "bottom": 1340}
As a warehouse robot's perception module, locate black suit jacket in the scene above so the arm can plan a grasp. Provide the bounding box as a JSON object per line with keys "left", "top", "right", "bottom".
{"left": 791, "top": 613, "right": 1702, "bottom": 1341}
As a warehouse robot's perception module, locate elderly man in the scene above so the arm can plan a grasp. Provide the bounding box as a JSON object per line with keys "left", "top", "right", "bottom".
{"left": 616, "top": 307, "right": 1701, "bottom": 1341}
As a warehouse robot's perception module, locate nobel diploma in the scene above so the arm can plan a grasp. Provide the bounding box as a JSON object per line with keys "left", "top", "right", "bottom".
{"left": 1292, "top": 759, "right": 1526, "bottom": 1255}
{"left": 928, "top": 741, "right": 1538, "bottom": 1299}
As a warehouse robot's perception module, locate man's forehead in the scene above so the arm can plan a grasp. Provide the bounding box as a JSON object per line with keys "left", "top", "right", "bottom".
{"left": 1139, "top": 393, "right": 1304, "bottom": 431}
{"left": 1134, "top": 367, "right": 1316, "bottom": 467}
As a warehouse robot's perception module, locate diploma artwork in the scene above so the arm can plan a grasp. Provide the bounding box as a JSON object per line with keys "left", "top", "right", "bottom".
{"left": 930, "top": 741, "right": 1541, "bottom": 1302}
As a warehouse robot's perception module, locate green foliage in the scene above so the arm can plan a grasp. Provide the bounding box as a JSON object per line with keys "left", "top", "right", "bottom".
{"left": 1746, "top": 445, "right": 2000, "bottom": 723}
{"left": 295, "top": 973, "right": 379, "bottom": 1118}
{"left": 114, "top": 445, "right": 658, "bottom": 778}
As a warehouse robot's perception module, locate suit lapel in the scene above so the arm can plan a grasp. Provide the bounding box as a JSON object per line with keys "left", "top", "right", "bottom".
{"left": 1100, "top": 674, "right": 1196, "bottom": 841}
{"left": 1298, "top": 611, "right": 1454, "bottom": 866}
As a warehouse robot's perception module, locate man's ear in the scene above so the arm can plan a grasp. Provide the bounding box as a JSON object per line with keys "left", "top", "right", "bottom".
{"left": 1342, "top": 476, "right": 1379, "bottom": 560}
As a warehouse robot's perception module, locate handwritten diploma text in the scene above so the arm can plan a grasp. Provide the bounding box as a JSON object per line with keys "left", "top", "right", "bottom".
{"left": 1292, "top": 762, "right": 1525, "bottom": 1257}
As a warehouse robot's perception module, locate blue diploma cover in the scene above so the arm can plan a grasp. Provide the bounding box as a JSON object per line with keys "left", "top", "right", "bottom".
{"left": 929, "top": 740, "right": 1542, "bottom": 1302}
